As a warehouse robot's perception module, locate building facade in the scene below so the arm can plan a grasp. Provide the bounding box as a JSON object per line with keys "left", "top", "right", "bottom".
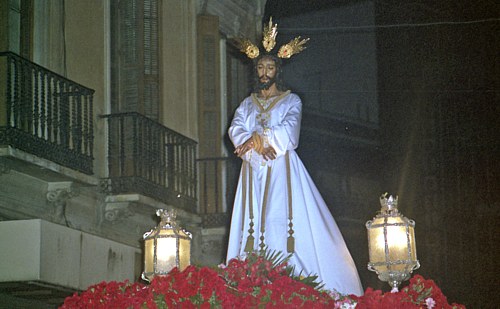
{"left": 0, "top": 0, "right": 265, "bottom": 306}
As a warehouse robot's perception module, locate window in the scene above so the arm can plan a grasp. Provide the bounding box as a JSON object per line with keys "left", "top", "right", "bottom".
{"left": 111, "top": 0, "right": 159, "bottom": 120}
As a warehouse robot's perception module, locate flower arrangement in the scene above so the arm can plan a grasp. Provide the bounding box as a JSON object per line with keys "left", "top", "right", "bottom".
{"left": 351, "top": 275, "right": 466, "bottom": 309}
{"left": 61, "top": 251, "right": 465, "bottom": 308}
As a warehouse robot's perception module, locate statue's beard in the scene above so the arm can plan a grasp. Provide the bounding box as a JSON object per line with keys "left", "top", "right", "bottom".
{"left": 258, "top": 75, "right": 276, "bottom": 90}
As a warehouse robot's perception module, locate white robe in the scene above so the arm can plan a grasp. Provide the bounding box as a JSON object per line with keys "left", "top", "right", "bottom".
{"left": 226, "top": 91, "right": 364, "bottom": 296}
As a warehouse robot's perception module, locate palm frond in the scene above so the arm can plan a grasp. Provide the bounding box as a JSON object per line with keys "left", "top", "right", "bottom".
{"left": 251, "top": 248, "right": 325, "bottom": 290}
{"left": 260, "top": 247, "right": 292, "bottom": 268}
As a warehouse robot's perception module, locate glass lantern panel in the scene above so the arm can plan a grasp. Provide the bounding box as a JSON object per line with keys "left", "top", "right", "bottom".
{"left": 409, "top": 225, "right": 417, "bottom": 260}
{"left": 156, "top": 237, "right": 177, "bottom": 273}
{"left": 386, "top": 224, "right": 409, "bottom": 261}
{"left": 144, "top": 238, "right": 154, "bottom": 273}
{"left": 368, "top": 217, "right": 386, "bottom": 263}
{"left": 178, "top": 237, "right": 191, "bottom": 271}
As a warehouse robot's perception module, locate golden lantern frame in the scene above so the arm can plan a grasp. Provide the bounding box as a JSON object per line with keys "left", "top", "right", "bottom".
{"left": 142, "top": 209, "right": 192, "bottom": 282}
{"left": 366, "top": 194, "right": 420, "bottom": 291}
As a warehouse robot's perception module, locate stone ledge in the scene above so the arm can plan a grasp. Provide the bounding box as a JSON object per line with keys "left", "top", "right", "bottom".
{"left": 0, "top": 219, "right": 140, "bottom": 291}
{"left": 0, "top": 146, "right": 99, "bottom": 186}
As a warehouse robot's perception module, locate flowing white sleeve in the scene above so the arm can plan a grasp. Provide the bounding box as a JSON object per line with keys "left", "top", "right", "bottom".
{"left": 267, "top": 94, "right": 302, "bottom": 157}
{"left": 228, "top": 98, "right": 253, "bottom": 148}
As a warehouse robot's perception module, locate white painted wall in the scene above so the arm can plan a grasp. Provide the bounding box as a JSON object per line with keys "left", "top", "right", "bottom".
{"left": 0, "top": 219, "right": 140, "bottom": 290}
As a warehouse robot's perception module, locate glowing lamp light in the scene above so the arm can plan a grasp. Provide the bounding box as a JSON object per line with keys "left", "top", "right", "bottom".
{"left": 366, "top": 194, "right": 420, "bottom": 291}
{"left": 142, "top": 209, "right": 192, "bottom": 282}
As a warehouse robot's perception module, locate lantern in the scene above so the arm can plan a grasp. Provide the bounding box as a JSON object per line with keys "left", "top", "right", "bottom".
{"left": 366, "top": 194, "right": 419, "bottom": 291}
{"left": 142, "top": 209, "right": 192, "bottom": 282}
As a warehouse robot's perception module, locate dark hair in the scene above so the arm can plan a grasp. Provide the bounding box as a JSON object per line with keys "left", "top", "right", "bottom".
{"left": 252, "top": 54, "right": 288, "bottom": 93}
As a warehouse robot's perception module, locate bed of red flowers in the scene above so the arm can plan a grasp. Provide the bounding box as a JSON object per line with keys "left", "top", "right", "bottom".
{"left": 60, "top": 252, "right": 465, "bottom": 308}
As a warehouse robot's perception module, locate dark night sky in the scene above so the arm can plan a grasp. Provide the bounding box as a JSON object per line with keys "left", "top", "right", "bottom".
{"left": 261, "top": 2, "right": 499, "bottom": 307}
{"left": 264, "top": 0, "right": 355, "bottom": 21}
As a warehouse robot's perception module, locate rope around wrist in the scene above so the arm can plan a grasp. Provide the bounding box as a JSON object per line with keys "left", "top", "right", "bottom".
{"left": 252, "top": 132, "right": 265, "bottom": 154}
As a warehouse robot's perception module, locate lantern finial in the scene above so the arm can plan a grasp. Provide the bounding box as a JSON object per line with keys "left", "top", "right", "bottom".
{"left": 379, "top": 193, "right": 398, "bottom": 213}
{"left": 157, "top": 209, "right": 177, "bottom": 227}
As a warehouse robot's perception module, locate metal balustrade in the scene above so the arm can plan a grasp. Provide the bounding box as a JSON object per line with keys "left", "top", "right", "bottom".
{"left": 197, "top": 156, "right": 232, "bottom": 228}
{"left": 101, "top": 112, "right": 197, "bottom": 211}
{"left": 0, "top": 52, "right": 94, "bottom": 174}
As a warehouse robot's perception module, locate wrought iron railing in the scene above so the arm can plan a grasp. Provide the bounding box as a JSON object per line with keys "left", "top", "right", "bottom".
{"left": 0, "top": 52, "right": 94, "bottom": 174}
{"left": 197, "top": 155, "right": 242, "bottom": 228}
{"left": 101, "top": 112, "right": 197, "bottom": 211}
{"left": 197, "top": 156, "right": 230, "bottom": 228}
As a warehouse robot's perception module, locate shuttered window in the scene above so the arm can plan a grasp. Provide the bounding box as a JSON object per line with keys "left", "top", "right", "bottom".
{"left": 111, "top": 0, "right": 159, "bottom": 120}
{"left": 197, "top": 15, "right": 222, "bottom": 214}
{"left": 4, "top": 0, "right": 33, "bottom": 59}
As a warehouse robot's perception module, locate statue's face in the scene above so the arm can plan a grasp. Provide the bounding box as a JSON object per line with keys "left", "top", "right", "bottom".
{"left": 257, "top": 57, "right": 277, "bottom": 90}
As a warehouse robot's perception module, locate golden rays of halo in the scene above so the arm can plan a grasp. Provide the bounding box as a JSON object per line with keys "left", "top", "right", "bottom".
{"left": 237, "top": 17, "right": 309, "bottom": 59}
